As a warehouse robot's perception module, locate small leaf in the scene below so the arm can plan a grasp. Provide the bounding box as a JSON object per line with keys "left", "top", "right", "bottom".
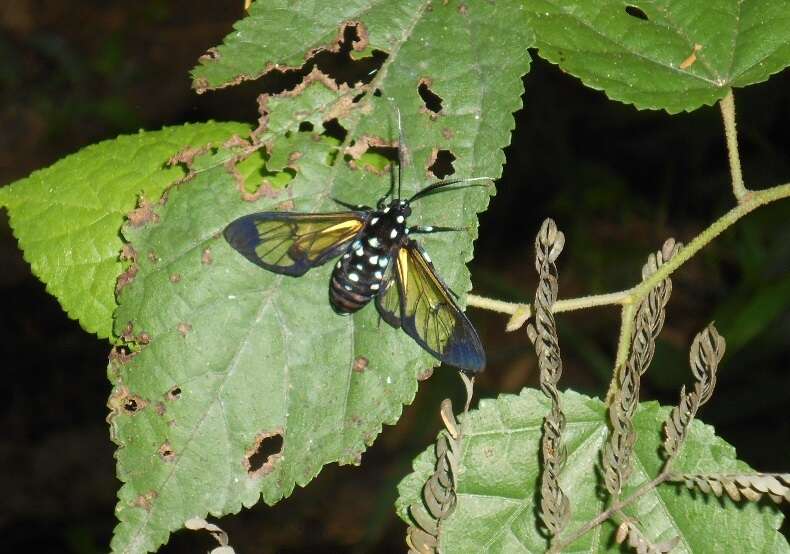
{"left": 523, "top": 0, "right": 790, "bottom": 113}
{"left": 397, "top": 389, "right": 789, "bottom": 553}
{"left": 1, "top": 121, "right": 253, "bottom": 339}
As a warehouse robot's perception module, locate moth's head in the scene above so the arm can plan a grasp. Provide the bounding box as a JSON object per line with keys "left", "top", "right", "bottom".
{"left": 387, "top": 198, "right": 411, "bottom": 217}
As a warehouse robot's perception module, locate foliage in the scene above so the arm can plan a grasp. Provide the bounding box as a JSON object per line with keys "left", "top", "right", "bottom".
{"left": 397, "top": 389, "right": 788, "bottom": 553}
{"left": 1, "top": 0, "right": 788, "bottom": 552}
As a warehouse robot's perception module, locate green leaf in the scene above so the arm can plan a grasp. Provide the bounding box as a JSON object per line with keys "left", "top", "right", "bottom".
{"left": 0, "top": 121, "right": 253, "bottom": 339}
{"left": 523, "top": 0, "right": 790, "bottom": 113}
{"left": 110, "top": 3, "right": 532, "bottom": 550}
{"left": 397, "top": 389, "right": 788, "bottom": 553}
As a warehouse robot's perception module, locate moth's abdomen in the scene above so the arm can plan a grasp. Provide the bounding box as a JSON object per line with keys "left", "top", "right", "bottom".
{"left": 329, "top": 238, "right": 390, "bottom": 314}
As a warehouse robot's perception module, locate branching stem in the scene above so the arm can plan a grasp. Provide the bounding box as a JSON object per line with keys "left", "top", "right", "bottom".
{"left": 468, "top": 183, "right": 790, "bottom": 324}
{"left": 720, "top": 90, "right": 748, "bottom": 202}
{"left": 547, "top": 471, "right": 672, "bottom": 553}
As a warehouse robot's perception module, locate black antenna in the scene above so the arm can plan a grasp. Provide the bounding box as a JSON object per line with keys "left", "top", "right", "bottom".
{"left": 395, "top": 105, "right": 405, "bottom": 200}
{"left": 408, "top": 176, "right": 494, "bottom": 203}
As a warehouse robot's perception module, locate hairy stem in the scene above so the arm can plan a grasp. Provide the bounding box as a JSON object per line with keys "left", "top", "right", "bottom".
{"left": 720, "top": 90, "right": 748, "bottom": 202}
{"left": 467, "top": 290, "right": 630, "bottom": 320}
{"left": 469, "top": 184, "right": 790, "bottom": 322}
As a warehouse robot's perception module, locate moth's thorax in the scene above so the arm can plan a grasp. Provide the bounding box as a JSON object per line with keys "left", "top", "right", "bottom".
{"left": 329, "top": 200, "right": 411, "bottom": 314}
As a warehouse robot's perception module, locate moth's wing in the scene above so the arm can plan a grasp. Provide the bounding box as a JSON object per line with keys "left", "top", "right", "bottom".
{"left": 223, "top": 211, "right": 368, "bottom": 276}
{"left": 374, "top": 253, "right": 402, "bottom": 327}
{"left": 384, "top": 240, "right": 485, "bottom": 373}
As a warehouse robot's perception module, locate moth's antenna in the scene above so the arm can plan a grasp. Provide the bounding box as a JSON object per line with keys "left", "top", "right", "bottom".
{"left": 408, "top": 176, "right": 495, "bottom": 203}
{"left": 395, "top": 104, "right": 405, "bottom": 201}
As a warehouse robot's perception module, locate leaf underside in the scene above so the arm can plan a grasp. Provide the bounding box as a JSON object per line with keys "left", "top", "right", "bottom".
{"left": 396, "top": 389, "right": 789, "bottom": 553}
{"left": 110, "top": 1, "right": 533, "bottom": 552}
{"left": 522, "top": 0, "right": 790, "bottom": 113}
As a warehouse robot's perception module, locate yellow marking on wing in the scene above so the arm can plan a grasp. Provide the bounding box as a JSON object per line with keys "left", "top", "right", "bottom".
{"left": 321, "top": 220, "right": 363, "bottom": 234}
{"left": 398, "top": 247, "right": 410, "bottom": 292}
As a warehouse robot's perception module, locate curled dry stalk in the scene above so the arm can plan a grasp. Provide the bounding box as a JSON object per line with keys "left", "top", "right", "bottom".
{"left": 550, "top": 324, "right": 727, "bottom": 553}
{"left": 668, "top": 473, "right": 790, "bottom": 504}
{"left": 405, "top": 373, "right": 475, "bottom": 553}
{"left": 603, "top": 239, "right": 680, "bottom": 495}
{"left": 526, "top": 218, "right": 570, "bottom": 540}
{"left": 662, "top": 323, "right": 725, "bottom": 465}
{"left": 614, "top": 519, "right": 680, "bottom": 554}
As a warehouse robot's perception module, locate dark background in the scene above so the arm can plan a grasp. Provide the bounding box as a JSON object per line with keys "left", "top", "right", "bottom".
{"left": 1, "top": 2, "right": 788, "bottom": 553}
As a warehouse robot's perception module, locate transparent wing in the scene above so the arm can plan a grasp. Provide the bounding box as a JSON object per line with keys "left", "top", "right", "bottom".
{"left": 378, "top": 241, "right": 485, "bottom": 373}
{"left": 224, "top": 211, "right": 368, "bottom": 276}
{"left": 374, "top": 257, "right": 401, "bottom": 327}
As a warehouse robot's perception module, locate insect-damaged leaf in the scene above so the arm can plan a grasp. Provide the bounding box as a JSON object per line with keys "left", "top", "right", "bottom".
{"left": 110, "top": 3, "right": 532, "bottom": 550}
{"left": 0, "top": 121, "right": 253, "bottom": 339}
{"left": 522, "top": 0, "right": 790, "bottom": 113}
{"left": 396, "top": 389, "right": 789, "bottom": 553}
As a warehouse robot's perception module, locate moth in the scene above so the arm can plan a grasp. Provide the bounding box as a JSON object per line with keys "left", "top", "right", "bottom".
{"left": 224, "top": 110, "right": 488, "bottom": 373}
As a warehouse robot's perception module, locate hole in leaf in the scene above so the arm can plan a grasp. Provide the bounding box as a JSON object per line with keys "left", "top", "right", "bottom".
{"left": 246, "top": 431, "right": 284, "bottom": 477}
{"left": 418, "top": 80, "right": 443, "bottom": 113}
{"left": 322, "top": 118, "right": 348, "bottom": 142}
{"left": 373, "top": 88, "right": 382, "bottom": 97}
{"left": 428, "top": 149, "right": 456, "bottom": 179}
{"left": 167, "top": 386, "right": 182, "bottom": 400}
{"left": 358, "top": 144, "right": 398, "bottom": 174}
{"left": 625, "top": 5, "right": 648, "bottom": 20}
{"left": 352, "top": 92, "right": 366, "bottom": 103}
{"left": 298, "top": 121, "right": 314, "bottom": 132}
{"left": 253, "top": 23, "right": 388, "bottom": 95}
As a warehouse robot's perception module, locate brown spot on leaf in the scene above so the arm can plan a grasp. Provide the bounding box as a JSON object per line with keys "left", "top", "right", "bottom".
{"left": 120, "top": 243, "right": 138, "bottom": 262}
{"left": 127, "top": 197, "right": 160, "bottom": 227}
{"left": 417, "top": 367, "right": 434, "bottom": 381}
{"left": 198, "top": 47, "right": 220, "bottom": 63}
{"left": 147, "top": 250, "right": 159, "bottom": 264}
{"left": 116, "top": 264, "right": 138, "bottom": 295}
{"left": 459, "top": 3, "right": 469, "bottom": 15}
{"left": 277, "top": 199, "right": 295, "bottom": 211}
{"left": 680, "top": 43, "right": 702, "bottom": 69}
{"left": 177, "top": 322, "right": 192, "bottom": 337}
{"left": 168, "top": 145, "right": 211, "bottom": 169}
{"left": 108, "top": 386, "right": 148, "bottom": 417}
{"left": 442, "top": 127, "right": 454, "bottom": 140}
{"left": 245, "top": 429, "right": 284, "bottom": 478}
{"left": 169, "top": 273, "right": 182, "bottom": 284}
{"left": 352, "top": 356, "right": 368, "bottom": 372}
{"left": 155, "top": 402, "right": 166, "bottom": 416}
{"left": 109, "top": 346, "right": 134, "bottom": 367}
{"left": 137, "top": 332, "right": 151, "bottom": 345}
{"left": 201, "top": 248, "right": 213, "bottom": 265}
{"left": 158, "top": 441, "right": 176, "bottom": 462}
{"left": 120, "top": 322, "right": 134, "bottom": 342}
{"left": 133, "top": 490, "right": 158, "bottom": 511}
{"left": 288, "top": 151, "right": 303, "bottom": 164}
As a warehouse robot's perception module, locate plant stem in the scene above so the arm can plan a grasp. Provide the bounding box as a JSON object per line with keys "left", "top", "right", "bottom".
{"left": 469, "top": 183, "right": 790, "bottom": 323}
{"left": 548, "top": 471, "right": 671, "bottom": 553}
{"left": 467, "top": 290, "right": 631, "bottom": 329}
{"left": 719, "top": 90, "right": 748, "bottom": 202}
{"left": 633, "top": 183, "right": 790, "bottom": 302}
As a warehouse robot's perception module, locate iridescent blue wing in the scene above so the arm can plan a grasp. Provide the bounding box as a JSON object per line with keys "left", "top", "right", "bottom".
{"left": 224, "top": 211, "right": 369, "bottom": 276}
{"left": 376, "top": 240, "right": 485, "bottom": 373}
